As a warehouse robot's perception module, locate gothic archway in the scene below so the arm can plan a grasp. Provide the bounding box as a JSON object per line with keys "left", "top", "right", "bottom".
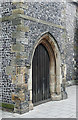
{"left": 32, "top": 43, "right": 51, "bottom": 105}
{"left": 28, "top": 32, "right": 62, "bottom": 109}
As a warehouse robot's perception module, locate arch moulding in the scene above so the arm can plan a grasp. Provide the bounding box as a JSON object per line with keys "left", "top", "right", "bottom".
{"left": 28, "top": 32, "right": 63, "bottom": 110}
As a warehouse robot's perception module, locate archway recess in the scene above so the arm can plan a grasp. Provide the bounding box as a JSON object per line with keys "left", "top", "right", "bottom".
{"left": 28, "top": 32, "right": 62, "bottom": 109}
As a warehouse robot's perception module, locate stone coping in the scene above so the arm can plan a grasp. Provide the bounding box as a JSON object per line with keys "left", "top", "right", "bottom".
{"left": 0, "top": 14, "right": 66, "bottom": 30}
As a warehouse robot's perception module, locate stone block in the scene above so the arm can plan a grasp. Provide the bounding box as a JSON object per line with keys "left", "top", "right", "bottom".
{"left": 25, "top": 67, "right": 29, "bottom": 75}
{"left": 19, "top": 102, "right": 29, "bottom": 112}
{"left": 16, "top": 67, "right": 25, "bottom": 74}
{"left": 16, "top": 67, "right": 29, "bottom": 74}
{"left": 17, "top": 25, "right": 29, "bottom": 32}
{"left": 21, "top": 84, "right": 28, "bottom": 91}
{"left": 29, "top": 102, "right": 33, "bottom": 110}
{"left": 12, "top": 18, "right": 24, "bottom": 25}
{"left": 14, "top": 106, "right": 29, "bottom": 114}
{"left": 12, "top": 31, "right": 25, "bottom": 39}
{"left": 17, "top": 74, "right": 25, "bottom": 85}
{"left": 12, "top": 75, "right": 17, "bottom": 84}
{"left": 12, "top": 92, "right": 25, "bottom": 102}
{"left": 16, "top": 52, "right": 28, "bottom": 59}
{"left": 12, "top": 94, "right": 15, "bottom": 101}
{"left": 12, "top": 94, "right": 19, "bottom": 101}
{"left": 12, "top": 0, "right": 24, "bottom": 3}
{"left": 11, "top": 58, "right": 24, "bottom": 66}
{"left": 15, "top": 102, "right": 20, "bottom": 108}
{"left": 18, "top": 91, "right": 25, "bottom": 101}
{"left": 62, "top": 33, "right": 66, "bottom": 39}
{"left": 2, "top": 16, "right": 12, "bottom": 22}
{"left": 6, "top": 66, "right": 16, "bottom": 75}
{"left": 56, "top": 83, "right": 61, "bottom": 95}
{"left": 11, "top": 42, "right": 24, "bottom": 52}
{"left": 12, "top": 2, "right": 28, "bottom": 9}
{"left": 15, "top": 87, "right": 22, "bottom": 93}
{"left": 21, "top": 38, "right": 28, "bottom": 44}
{"left": 16, "top": 84, "right": 28, "bottom": 91}
{"left": 12, "top": 8, "right": 24, "bottom": 15}
{"left": 51, "top": 93, "right": 62, "bottom": 101}
{"left": 22, "top": 84, "right": 28, "bottom": 90}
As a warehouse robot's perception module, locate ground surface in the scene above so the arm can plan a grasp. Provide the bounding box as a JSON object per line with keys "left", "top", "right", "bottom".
{"left": 0, "top": 85, "right": 76, "bottom": 119}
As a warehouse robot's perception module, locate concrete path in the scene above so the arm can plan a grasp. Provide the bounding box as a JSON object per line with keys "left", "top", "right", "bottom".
{"left": 0, "top": 85, "right": 76, "bottom": 118}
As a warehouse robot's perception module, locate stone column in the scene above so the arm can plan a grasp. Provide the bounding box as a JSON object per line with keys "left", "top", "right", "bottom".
{"left": 4, "top": 1, "right": 30, "bottom": 114}
{"left": 49, "top": 55, "right": 56, "bottom": 98}
{"left": 51, "top": 53, "right": 62, "bottom": 101}
{"left": 28, "top": 65, "right": 33, "bottom": 110}
{"left": 61, "top": 64, "right": 68, "bottom": 99}
{"left": 63, "top": 64, "right": 66, "bottom": 86}
{"left": 56, "top": 54, "right": 61, "bottom": 95}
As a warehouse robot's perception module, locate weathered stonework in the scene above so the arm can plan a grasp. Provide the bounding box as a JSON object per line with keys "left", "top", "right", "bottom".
{"left": 11, "top": 42, "right": 25, "bottom": 52}
{"left": 12, "top": 8, "right": 24, "bottom": 15}
{"left": 16, "top": 25, "right": 29, "bottom": 32}
{"left": 1, "top": 1, "right": 78, "bottom": 114}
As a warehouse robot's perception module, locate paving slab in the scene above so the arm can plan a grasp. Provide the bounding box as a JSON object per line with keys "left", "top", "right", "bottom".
{"left": 0, "top": 85, "right": 76, "bottom": 119}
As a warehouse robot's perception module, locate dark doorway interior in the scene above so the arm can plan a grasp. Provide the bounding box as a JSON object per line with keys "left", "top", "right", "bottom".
{"left": 32, "top": 44, "right": 51, "bottom": 105}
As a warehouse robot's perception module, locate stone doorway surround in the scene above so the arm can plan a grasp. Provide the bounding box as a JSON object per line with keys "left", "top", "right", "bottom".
{"left": 1, "top": 1, "right": 68, "bottom": 114}
{"left": 28, "top": 32, "right": 64, "bottom": 110}
{"left": 1, "top": 0, "right": 77, "bottom": 114}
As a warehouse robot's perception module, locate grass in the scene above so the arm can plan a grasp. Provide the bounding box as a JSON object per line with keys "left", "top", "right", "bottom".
{"left": 0, "top": 103, "right": 14, "bottom": 110}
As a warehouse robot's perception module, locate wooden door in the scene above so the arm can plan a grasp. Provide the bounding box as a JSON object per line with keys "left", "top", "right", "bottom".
{"left": 32, "top": 44, "right": 50, "bottom": 104}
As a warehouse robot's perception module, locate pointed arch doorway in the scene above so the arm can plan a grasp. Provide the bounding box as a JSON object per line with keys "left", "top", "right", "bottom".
{"left": 28, "top": 33, "right": 62, "bottom": 109}
{"left": 32, "top": 43, "right": 51, "bottom": 105}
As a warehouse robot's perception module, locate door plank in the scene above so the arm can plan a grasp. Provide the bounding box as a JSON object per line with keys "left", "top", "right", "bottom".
{"left": 32, "top": 44, "right": 50, "bottom": 104}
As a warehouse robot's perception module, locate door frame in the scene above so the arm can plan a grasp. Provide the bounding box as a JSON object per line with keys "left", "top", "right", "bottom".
{"left": 28, "top": 32, "right": 62, "bottom": 109}
{"left": 32, "top": 43, "right": 51, "bottom": 104}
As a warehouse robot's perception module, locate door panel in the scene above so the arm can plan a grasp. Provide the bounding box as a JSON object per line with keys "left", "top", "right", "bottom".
{"left": 32, "top": 44, "right": 50, "bottom": 104}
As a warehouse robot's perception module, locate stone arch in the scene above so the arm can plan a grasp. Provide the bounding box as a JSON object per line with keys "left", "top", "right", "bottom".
{"left": 28, "top": 32, "right": 62, "bottom": 109}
